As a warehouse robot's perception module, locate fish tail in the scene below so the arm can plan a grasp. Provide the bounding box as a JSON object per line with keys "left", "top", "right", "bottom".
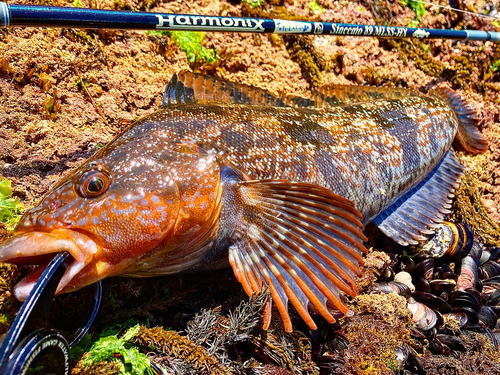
{"left": 431, "top": 87, "right": 488, "bottom": 154}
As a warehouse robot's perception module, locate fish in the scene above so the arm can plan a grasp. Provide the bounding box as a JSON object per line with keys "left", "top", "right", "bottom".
{"left": 0, "top": 71, "right": 488, "bottom": 332}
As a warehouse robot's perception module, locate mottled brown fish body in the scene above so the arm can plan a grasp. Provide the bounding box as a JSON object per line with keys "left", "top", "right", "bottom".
{"left": 0, "top": 72, "right": 487, "bottom": 332}
{"left": 139, "top": 95, "right": 457, "bottom": 224}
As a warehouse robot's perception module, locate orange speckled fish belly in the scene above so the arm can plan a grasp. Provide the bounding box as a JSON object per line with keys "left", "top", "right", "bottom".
{"left": 0, "top": 71, "right": 487, "bottom": 333}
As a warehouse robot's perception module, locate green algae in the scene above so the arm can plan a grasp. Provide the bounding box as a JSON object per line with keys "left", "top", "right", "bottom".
{"left": 242, "top": 0, "right": 264, "bottom": 8}
{"left": 0, "top": 179, "right": 24, "bottom": 232}
{"left": 76, "top": 324, "right": 155, "bottom": 375}
{"left": 401, "top": 0, "right": 426, "bottom": 27}
{"left": 308, "top": 0, "right": 324, "bottom": 15}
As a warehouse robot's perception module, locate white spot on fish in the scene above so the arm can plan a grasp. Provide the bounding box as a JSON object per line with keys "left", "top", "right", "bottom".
{"left": 78, "top": 217, "right": 89, "bottom": 226}
{"left": 248, "top": 224, "right": 261, "bottom": 241}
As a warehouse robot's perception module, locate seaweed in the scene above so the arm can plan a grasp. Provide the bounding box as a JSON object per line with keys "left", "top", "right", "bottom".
{"left": 308, "top": 0, "right": 324, "bottom": 15}
{"left": 0, "top": 179, "right": 24, "bottom": 232}
{"left": 400, "top": 0, "right": 426, "bottom": 27}
{"left": 450, "top": 167, "right": 500, "bottom": 246}
{"left": 73, "top": 324, "right": 155, "bottom": 375}
{"left": 134, "top": 326, "right": 232, "bottom": 375}
{"left": 148, "top": 30, "right": 225, "bottom": 73}
{"left": 43, "top": 90, "right": 61, "bottom": 121}
{"left": 242, "top": 0, "right": 264, "bottom": 8}
{"left": 241, "top": 3, "right": 327, "bottom": 87}
{"left": 321, "top": 293, "right": 414, "bottom": 374}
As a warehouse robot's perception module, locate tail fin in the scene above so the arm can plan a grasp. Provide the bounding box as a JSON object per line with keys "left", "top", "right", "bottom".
{"left": 430, "top": 87, "right": 488, "bottom": 154}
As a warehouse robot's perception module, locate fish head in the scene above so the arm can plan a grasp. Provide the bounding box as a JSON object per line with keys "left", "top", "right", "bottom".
{"left": 0, "top": 134, "right": 222, "bottom": 300}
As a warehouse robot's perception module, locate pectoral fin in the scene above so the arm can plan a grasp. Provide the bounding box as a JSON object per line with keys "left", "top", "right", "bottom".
{"left": 228, "top": 180, "right": 367, "bottom": 332}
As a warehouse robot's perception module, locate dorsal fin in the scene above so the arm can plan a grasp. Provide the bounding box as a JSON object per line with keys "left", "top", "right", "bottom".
{"left": 429, "top": 87, "right": 488, "bottom": 155}
{"left": 282, "top": 84, "right": 423, "bottom": 109}
{"left": 163, "top": 70, "right": 288, "bottom": 107}
{"left": 311, "top": 85, "right": 423, "bottom": 108}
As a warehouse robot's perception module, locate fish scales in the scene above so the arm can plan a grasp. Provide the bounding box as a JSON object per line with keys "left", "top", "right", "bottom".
{"left": 135, "top": 96, "right": 456, "bottom": 223}
{"left": 0, "top": 72, "right": 487, "bottom": 332}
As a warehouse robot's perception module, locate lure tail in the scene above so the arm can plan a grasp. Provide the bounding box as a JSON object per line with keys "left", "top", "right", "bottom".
{"left": 430, "top": 87, "right": 488, "bottom": 154}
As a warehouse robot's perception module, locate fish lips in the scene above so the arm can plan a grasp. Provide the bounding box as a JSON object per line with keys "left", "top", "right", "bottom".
{"left": 0, "top": 229, "right": 99, "bottom": 301}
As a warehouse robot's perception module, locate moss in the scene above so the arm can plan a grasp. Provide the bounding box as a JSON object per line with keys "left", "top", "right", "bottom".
{"left": 134, "top": 326, "right": 231, "bottom": 375}
{"left": 330, "top": 293, "right": 413, "bottom": 374}
{"left": 72, "top": 356, "right": 122, "bottom": 375}
{"left": 72, "top": 325, "right": 155, "bottom": 375}
{"left": 449, "top": 167, "right": 500, "bottom": 246}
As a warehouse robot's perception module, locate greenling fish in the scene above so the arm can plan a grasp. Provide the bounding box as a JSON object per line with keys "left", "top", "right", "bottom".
{"left": 0, "top": 71, "right": 487, "bottom": 332}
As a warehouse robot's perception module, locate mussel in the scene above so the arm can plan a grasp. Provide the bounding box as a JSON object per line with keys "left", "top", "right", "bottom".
{"left": 412, "top": 291, "right": 453, "bottom": 313}
{"left": 479, "top": 260, "right": 500, "bottom": 279}
{"left": 455, "top": 254, "right": 479, "bottom": 291}
{"left": 418, "top": 222, "right": 473, "bottom": 261}
{"left": 408, "top": 298, "right": 438, "bottom": 331}
{"left": 478, "top": 305, "right": 498, "bottom": 330}
{"left": 371, "top": 281, "right": 412, "bottom": 298}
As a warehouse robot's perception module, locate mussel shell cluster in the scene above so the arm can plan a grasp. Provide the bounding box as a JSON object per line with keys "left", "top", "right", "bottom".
{"left": 372, "top": 221, "right": 500, "bottom": 354}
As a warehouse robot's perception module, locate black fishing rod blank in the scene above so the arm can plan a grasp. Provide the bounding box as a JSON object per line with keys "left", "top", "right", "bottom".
{"left": 1, "top": 2, "right": 499, "bottom": 42}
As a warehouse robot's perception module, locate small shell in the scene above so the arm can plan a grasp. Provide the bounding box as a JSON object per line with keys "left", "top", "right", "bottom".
{"left": 395, "top": 345, "right": 410, "bottom": 369}
{"left": 488, "top": 247, "right": 500, "bottom": 262}
{"left": 449, "top": 290, "right": 480, "bottom": 310}
{"left": 453, "top": 306, "right": 479, "bottom": 324}
{"left": 394, "top": 271, "right": 415, "bottom": 292}
{"left": 436, "top": 334, "right": 466, "bottom": 352}
{"left": 416, "top": 277, "right": 431, "bottom": 293}
{"left": 483, "top": 288, "right": 500, "bottom": 306}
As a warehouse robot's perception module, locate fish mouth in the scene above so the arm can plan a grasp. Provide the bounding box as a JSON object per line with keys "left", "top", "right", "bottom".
{"left": 0, "top": 229, "right": 99, "bottom": 301}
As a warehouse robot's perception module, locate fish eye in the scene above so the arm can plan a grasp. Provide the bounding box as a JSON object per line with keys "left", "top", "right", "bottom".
{"left": 78, "top": 171, "right": 110, "bottom": 198}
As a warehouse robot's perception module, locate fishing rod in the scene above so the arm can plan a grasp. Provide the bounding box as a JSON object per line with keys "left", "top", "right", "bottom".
{"left": 0, "top": 2, "right": 499, "bottom": 42}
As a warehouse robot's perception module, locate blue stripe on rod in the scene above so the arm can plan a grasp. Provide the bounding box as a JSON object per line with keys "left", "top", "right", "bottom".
{"left": 1, "top": 2, "right": 500, "bottom": 42}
